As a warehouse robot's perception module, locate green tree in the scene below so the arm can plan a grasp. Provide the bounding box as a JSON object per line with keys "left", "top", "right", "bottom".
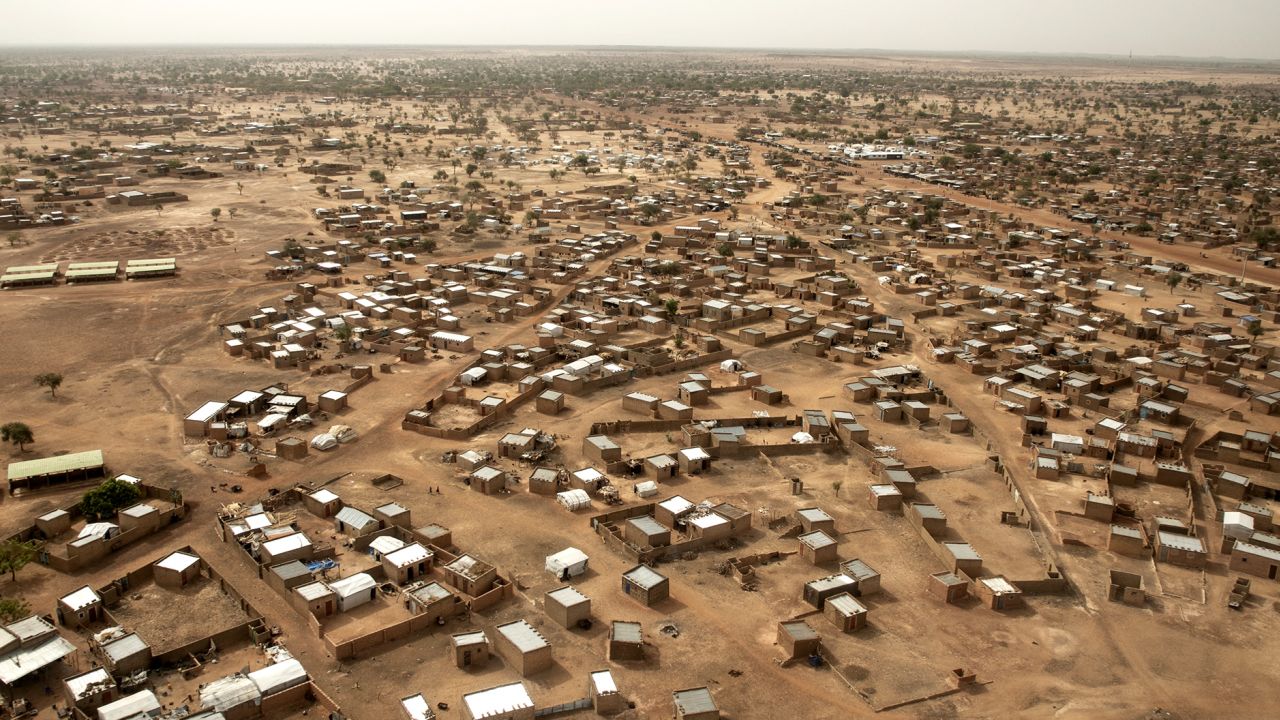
{"left": 650, "top": 230, "right": 662, "bottom": 243}
{"left": 0, "top": 422, "right": 33, "bottom": 452}
{"left": 0, "top": 540, "right": 36, "bottom": 582}
{"left": 332, "top": 324, "right": 353, "bottom": 346}
{"left": 80, "top": 478, "right": 142, "bottom": 521}
{"left": 717, "top": 242, "right": 734, "bottom": 258}
{"left": 665, "top": 298, "right": 680, "bottom": 316}
{"left": 1249, "top": 226, "right": 1280, "bottom": 250}
{"left": 34, "top": 372, "right": 62, "bottom": 398}
{"left": 1166, "top": 271, "right": 1183, "bottom": 291}
{"left": 210, "top": 207, "right": 222, "bottom": 222}
{"left": 368, "top": 169, "right": 387, "bottom": 184}
{"left": 464, "top": 163, "right": 478, "bottom": 177}
{"left": 0, "top": 597, "right": 30, "bottom": 623}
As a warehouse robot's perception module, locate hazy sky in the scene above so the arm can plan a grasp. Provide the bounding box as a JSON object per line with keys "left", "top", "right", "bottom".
{"left": 1, "top": 0, "right": 1277, "bottom": 60}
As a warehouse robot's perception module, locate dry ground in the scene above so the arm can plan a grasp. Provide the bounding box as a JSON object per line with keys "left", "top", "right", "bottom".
{"left": 0, "top": 50, "right": 1278, "bottom": 720}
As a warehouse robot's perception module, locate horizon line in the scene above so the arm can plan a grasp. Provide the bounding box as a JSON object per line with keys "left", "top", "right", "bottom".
{"left": 0, "top": 43, "right": 1277, "bottom": 64}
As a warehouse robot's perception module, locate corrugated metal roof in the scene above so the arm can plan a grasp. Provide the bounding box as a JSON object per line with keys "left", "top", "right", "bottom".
{"left": 673, "top": 687, "right": 717, "bottom": 715}
{"left": 1157, "top": 532, "right": 1204, "bottom": 553}
{"left": 611, "top": 621, "right": 642, "bottom": 644}
{"left": 65, "top": 667, "right": 112, "bottom": 700}
{"left": 103, "top": 633, "right": 149, "bottom": 663}
{"left": 0, "top": 635, "right": 76, "bottom": 684}
{"left": 335, "top": 506, "right": 376, "bottom": 529}
{"left": 623, "top": 565, "right": 667, "bottom": 590}
{"left": 386, "top": 543, "right": 432, "bottom": 568}
{"left": 463, "top": 682, "right": 533, "bottom": 719}
{"left": 496, "top": 620, "right": 548, "bottom": 653}
{"left": 61, "top": 586, "right": 100, "bottom": 611}
{"left": 248, "top": 658, "right": 308, "bottom": 696}
{"left": 98, "top": 689, "right": 160, "bottom": 720}
{"left": 827, "top": 593, "right": 867, "bottom": 616}
{"left": 7, "top": 450, "right": 104, "bottom": 482}
{"left": 199, "top": 674, "right": 260, "bottom": 711}
{"left": 546, "top": 586, "right": 590, "bottom": 607}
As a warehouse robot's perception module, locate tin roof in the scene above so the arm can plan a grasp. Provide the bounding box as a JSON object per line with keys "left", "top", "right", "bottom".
{"left": 7, "top": 450, "right": 104, "bottom": 482}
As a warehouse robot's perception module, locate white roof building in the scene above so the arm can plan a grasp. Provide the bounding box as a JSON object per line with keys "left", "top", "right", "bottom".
{"left": 385, "top": 543, "right": 432, "bottom": 569}
{"left": 248, "top": 658, "right": 309, "bottom": 696}
{"left": 463, "top": 682, "right": 534, "bottom": 719}
{"left": 97, "top": 689, "right": 161, "bottom": 720}
{"left": 60, "top": 586, "right": 101, "bottom": 612}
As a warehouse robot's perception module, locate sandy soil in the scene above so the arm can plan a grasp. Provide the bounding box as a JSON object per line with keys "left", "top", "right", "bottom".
{"left": 0, "top": 49, "right": 1277, "bottom": 720}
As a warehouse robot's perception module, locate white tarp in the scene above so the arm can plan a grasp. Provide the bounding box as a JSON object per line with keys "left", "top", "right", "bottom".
{"left": 310, "top": 433, "right": 338, "bottom": 450}
{"left": 545, "top": 547, "right": 589, "bottom": 578}
{"left": 248, "top": 658, "right": 309, "bottom": 696}
{"left": 556, "top": 489, "right": 592, "bottom": 511}
{"left": 98, "top": 689, "right": 161, "bottom": 720}
{"left": 328, "top": 425, "right": 358, "bottom": 443}
{"left": 199, "top": 674, "right": 261, "bottom": 712}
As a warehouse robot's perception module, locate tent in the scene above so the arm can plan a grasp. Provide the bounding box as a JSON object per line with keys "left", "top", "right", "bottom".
{"left": 634, "top": 480, "right": 659, "bottom": 498}
{"left": 719, "top": 359, "right": 743, "bottom": 372}
{"left": 248, "top": 658, "right": 309, "bottom": 696}
{"left": 329, "top": 425, "right": 358, "bottom": 443}
{"left": 790, "top": 432, "right": 815, "bottom": 444}
{"left": 329, "top": 573, "right": 377, "bottom": 611}
{"left": 310, "top": 433, "right": 338, "bottom": 450}
{"left": 545, "top": 547, "right": 589, "bottom": 578}
{"left": 98, "top": 689, "right": 161, "bottom": 720}
{"left": 556, "top": 489, "right": 592, "bottom": 511}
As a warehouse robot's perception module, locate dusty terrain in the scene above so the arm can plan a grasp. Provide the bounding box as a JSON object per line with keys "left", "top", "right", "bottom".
{"left": 0, "top": 47, "right": 1278, "bottom": 720}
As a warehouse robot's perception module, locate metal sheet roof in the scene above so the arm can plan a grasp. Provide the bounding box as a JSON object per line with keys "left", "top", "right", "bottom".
{"left": 463, "top": 682, "right": 533, "bottom": 719}
{"left": 673, "top": 687, "right": 717, "bottom": 715}
{"left": 61, "top": 586, "right": 100, "bottom": 611}
{"left": 156, "top": 551, "right": 200, "bottom": 573}
{"left": 0, "top": 635, "right": 76, "bottom": 684}
{"left": 199, "top": 674, "right": 260, "bottom": 711}
{"left": 103, "top": 633, "right": 149, "bottom": 663}
{"left": 7, "top": 450, "right": 104, "bottom": 482}
{"left": 623, "top": 565, "right": 667, "bottom": 589}
{"left": 248, "top": 658, "right": 308, "bottom": 696}
{"left": 496, "top": 620, "right": 548, "bottom": 653}
{"left": 98, "top": 689, "right": 160, "bottom": 720}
